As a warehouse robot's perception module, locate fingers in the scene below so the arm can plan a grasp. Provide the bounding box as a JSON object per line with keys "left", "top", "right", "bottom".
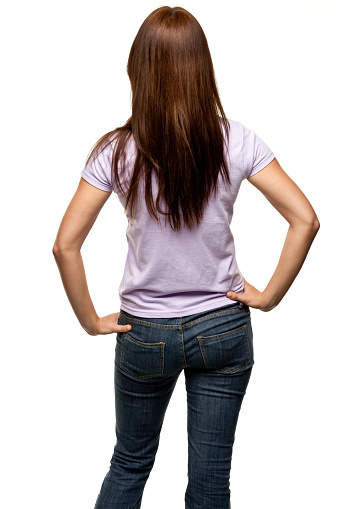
{"left": 119, "top": 324, "right": 132, "bottom": 332}
{"left": 226, "top": 291, "right": 239, "bottom": 300}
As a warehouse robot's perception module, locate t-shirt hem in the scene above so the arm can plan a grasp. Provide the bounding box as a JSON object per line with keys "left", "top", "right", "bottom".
{"left": 119, "top": 295, "right": 244, "bottom": 318}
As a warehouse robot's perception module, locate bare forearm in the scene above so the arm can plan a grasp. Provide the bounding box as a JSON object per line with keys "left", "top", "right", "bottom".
{"left": 263, "top": 222, "right": 320, "bottom": 309}
{"left": 53, "top": 248, "right": 98, "bottom": 334}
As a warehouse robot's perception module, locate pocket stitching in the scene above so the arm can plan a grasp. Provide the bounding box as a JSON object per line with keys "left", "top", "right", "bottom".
{"left": 198, "top": 324, "right": 252, "bottom": 374}
{"left": 120, "top": 333, "right": 165, "bottom": 380}
{"left": 122, "top": 333, "right": 165, "bottom": 348}
{"left": 197, "top": 324, "right": 247, "bottom": 341}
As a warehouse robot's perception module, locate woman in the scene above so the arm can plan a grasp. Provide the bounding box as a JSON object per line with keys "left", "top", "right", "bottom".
{"left": 53, "top": 6, "right": 319, "bottom": 509}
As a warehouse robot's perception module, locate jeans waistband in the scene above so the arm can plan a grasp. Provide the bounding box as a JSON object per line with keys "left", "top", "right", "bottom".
{"left": 119, "top": 301, "right": 250, "bottom": 330}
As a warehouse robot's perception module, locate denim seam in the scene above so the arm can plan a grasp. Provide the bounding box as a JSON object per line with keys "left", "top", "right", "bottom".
{"left": 244, "top": 325, "right": 252, "bottom": 365}
{"left": 176, "top": 318, "right": 187, "bottom": 368}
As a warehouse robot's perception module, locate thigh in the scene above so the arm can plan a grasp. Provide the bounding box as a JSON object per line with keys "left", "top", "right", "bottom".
{"left": 185, "top": 365, "right": 252, "bottom": 454}
{"left": 185, "top": 304, "right": 254, "bottom": 447}
{"left": 184, "top": 367, "right": 252, "bottom": 507}
{"left": 113, "top": 312, "right": 181, "bottom": 461}
{"left": 184, "top": 306, "right": 254, "bottom": 506}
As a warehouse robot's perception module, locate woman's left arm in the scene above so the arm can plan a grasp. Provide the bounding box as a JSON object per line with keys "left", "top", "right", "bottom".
{"left": 52, "top": 178, "right": 132, "bottom": 335}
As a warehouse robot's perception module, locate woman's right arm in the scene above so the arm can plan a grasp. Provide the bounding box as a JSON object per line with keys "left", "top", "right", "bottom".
{"left": 226, "top": 158, "right": 320, "bottom": 311}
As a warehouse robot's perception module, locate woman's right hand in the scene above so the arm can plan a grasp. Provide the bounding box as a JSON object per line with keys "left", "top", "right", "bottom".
{"left": 84, "top": 312, "right": 132, "bottom": 336}
{"left": 226, "top": 278, "right": 276, "bottom": 312}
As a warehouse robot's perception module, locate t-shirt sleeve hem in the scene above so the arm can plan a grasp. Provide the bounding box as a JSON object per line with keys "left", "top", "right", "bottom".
{"left": 247, "top": 153, "right": 276, "bottom": 179}
{"left": 81, "top": 172, "right": 113, "bottom": 192}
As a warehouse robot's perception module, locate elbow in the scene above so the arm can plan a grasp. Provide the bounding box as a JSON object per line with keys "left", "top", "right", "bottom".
{"left": 314, "top": 217, "right": 320, "bottom": 231}
{"left": 52, "top": 243, "right": 79, "bottom": 257}
{"left": 310, "top": 215, "right": 320, "bottom": 233}
{"left": 295, "top": 213, "right": 320, "bottom": 230}
{"left": 307, "top": 216, "right": 320, "bottom": 239}
{"left": 290, "top": 215, "right": 320, "bottom": 235}
{"left": 52, "top": 244, "right": 60, "bottom": 257}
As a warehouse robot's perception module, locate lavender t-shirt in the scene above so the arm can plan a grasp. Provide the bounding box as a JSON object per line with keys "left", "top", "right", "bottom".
{"left": 81, "top": 119, "right": 275, "bottom": 317}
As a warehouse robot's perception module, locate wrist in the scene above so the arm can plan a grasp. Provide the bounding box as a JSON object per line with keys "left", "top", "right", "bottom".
{"left": 82, "top": 315, "right": 100, "bottom": 336}
{"left": 260, "top": 290, "right": 279, "bottom": 311}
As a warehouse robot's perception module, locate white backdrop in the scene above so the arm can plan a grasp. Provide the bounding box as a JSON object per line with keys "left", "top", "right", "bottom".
{"left": 1, "top": 1, "right": 338, "bottom": 508}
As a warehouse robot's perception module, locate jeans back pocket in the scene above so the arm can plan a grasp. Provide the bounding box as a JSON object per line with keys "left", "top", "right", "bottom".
{"left": 198, "top": 324, "right": 252, "bottom": 374}
{"left": 119, "top": 333, "right": 165, "bottom": 380}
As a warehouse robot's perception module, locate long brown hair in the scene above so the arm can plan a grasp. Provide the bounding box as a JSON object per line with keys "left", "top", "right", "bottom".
{"left": 85, "top": 6, "right": 231, "bottom": 231}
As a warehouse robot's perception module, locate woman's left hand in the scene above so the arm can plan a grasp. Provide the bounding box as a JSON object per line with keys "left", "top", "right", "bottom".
{"left": 226, "top": 278, "right": 276, "bottom": 312}
{"left": 85, "top": 312, "right": 132, "bottom": 336}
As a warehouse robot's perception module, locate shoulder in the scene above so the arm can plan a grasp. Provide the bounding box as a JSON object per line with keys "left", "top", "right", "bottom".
{"left": 226, "top": 118, "right": 247, "bottom": 148}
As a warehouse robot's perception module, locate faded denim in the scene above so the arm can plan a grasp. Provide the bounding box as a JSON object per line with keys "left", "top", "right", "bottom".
{"left": 94, "top": 301, "right": 254, "bottom": 509}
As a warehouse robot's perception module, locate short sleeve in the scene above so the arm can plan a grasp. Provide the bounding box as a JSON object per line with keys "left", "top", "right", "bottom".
{"left": 81, "top": 143, "right": 114, "bottom": 193}
{"left": 242, "top": 124, "right": 275, "bottom": 179}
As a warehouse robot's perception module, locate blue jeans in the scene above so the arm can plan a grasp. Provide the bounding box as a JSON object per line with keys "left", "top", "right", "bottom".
{"left": 94, "top": 301, "right": 254, "bottom": 509}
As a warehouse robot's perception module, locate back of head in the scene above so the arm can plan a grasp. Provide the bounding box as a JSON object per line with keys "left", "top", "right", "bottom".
{"left": 88, "top": 6, "right": 231, "bottom": 231}
{"left": 128, "top": 6, "right": 221, "bottom": 129}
